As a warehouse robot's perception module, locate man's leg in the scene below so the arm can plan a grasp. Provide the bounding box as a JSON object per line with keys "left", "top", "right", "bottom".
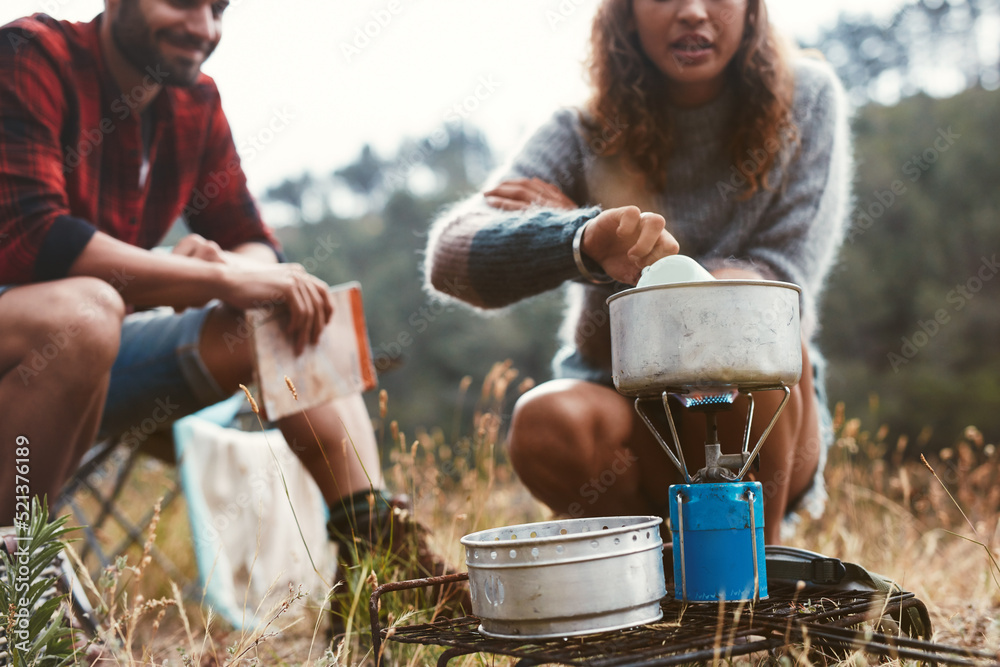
{"left": 198, "top": 304, "right": 466, "bottom": 596}
{"left": 0, "top": 279, "right": 125, "bottom": 524}
{"left": 508, "top": 342, "right": 822, "bottom": 544}
{"left": 197, "top": 305, "right": 383, "bottom": 508}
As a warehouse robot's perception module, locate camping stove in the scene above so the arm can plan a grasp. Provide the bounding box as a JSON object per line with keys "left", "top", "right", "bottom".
{"left": 608, "top": 279, "right": 804, "bottom": 603}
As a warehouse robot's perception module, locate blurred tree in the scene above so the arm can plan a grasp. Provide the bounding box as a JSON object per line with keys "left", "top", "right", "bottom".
{"left": 820, "top": 86, "right": 1000, "bottom": 450}
{"left": 273, "top": 126, "right": 557, "bottom": 452}
{"left": 333, "top": 144, "right": 386, "bottom": 210}
{"left": 262, "top": 11, "right": 1000, "bottom": 456}
{"left": 264, "top": 172, "right": 314, "bottom": 215}
{"left": 809, "top": 0, "right": 1000, "bottom": 103}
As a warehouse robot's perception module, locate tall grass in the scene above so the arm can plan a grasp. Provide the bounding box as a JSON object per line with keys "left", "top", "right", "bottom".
{"left": 53, "top": 366, "right": 1000, "bottom": 664}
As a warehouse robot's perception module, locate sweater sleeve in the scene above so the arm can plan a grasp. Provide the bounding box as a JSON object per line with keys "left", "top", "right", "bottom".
{"left": 734, "top": 59, "right": 853, "bottom": 337}
{"left": 424, "top": 109, "right": 601, "bottom": 309}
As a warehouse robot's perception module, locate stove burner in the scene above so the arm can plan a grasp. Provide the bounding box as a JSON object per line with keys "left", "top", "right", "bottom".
{"left": 672, "top": 388, "right": 739, "bottom": 409}
{"left": 370, "top": 573, "right": 998, "bottom": 666}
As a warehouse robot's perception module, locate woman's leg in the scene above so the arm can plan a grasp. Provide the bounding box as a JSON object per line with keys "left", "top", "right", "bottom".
{"left": 507, "top": 341, "right": 821, "bottom": 543}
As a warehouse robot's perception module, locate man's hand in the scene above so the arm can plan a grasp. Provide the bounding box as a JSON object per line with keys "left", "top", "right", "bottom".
{"left": 172, "top": 233, "right": 227, "bottom": 263}
{"left": 220, "top": 262, "right": 334, "bottom": 355}
{"left": 485, "top": 178, "right": 576, "bottom": 211}
{"left": 172, "top": 234, "right": 266, "bottom": 269}
{"left": 580, "top": 206, "right": 680, "bottom": 285}
{"left": 169, "top": 235, "right": 332, "bottom": 353}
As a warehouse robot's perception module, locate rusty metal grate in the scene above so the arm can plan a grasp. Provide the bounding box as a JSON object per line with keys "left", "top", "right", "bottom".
{"left": 370, "top": 573, "right": 1000, "bottom": 666}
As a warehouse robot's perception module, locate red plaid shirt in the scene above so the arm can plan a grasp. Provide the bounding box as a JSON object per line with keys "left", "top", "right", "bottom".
{"left": 0, "top": 13, "right": 280, "bottom": 285}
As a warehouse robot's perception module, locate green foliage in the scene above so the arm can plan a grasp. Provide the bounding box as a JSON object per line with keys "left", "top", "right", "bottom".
{"left": 274, "top": 128, "right": 562, "bottom": 444}
{"left": 0, "top": 497, "right": 79, "bottom": 666}
{"left": 268, "top": 88, "right": 1000, "bottom": 457}
{"left": 821, "top": 87, "right": 1000, "bottom": 449}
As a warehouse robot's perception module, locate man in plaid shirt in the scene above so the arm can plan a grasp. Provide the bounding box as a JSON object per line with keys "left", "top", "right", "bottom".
{"left": 0, "top": 0, "right": 461, "bottom": 637}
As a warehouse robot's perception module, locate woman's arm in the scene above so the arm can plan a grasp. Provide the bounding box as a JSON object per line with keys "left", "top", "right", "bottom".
{"left": 425, "top": 111, "right": 676, "bottom": 308}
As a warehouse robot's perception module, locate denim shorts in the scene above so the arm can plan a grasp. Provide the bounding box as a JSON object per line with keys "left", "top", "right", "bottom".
{"left": 0, "top": 285, "right": 229, "bottom": 441}
{"left": 99, "top": 304, "right": 231, "bottom": 441}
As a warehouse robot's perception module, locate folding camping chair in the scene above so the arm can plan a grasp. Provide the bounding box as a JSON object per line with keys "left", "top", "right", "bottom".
{"left": 54, "top": 427, "right": 193, "bottom": 589}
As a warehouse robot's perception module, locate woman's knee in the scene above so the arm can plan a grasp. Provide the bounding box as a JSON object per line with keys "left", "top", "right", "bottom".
{"left": 509, "top": 380, "right": 629, "bottom": 479}
{"left": 510, "top": 385, "right": 569, "bottom": 468}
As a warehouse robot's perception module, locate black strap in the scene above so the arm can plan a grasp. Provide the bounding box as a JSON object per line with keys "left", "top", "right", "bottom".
{"left": 766, "top": 555, "right": 848, "bottom": 585}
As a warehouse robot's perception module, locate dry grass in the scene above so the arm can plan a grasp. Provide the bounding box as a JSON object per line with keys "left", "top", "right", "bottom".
{"left": 57, "top": 365, "right": 1000, "bottom": 665}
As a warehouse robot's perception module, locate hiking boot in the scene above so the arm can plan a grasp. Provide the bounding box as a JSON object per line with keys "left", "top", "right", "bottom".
{"left": 0, "top": 530, "right": 109, "bottom": 665}
{"left": 327, "top": 493, "right": 471, "bottom": 619}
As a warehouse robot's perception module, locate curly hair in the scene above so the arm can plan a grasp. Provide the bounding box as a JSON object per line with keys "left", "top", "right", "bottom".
{"left": 582, "top": 0, "right": 797, "bottom": 198}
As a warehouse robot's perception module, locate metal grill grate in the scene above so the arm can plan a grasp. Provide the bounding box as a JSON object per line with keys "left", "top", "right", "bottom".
{"left": 370, "top": 574, "right": 1000, "bottom": 666}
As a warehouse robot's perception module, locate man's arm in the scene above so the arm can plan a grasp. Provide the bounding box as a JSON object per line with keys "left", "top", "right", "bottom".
{"left": 0, "top": 20, "right": 83, "bottom": 285}
{"left": 231, "top": 241, "right": 280, "bottom": 264}
{"left": 69, "top": 232, "right": 331, "bottom": 353}
{"left": 170, "top": 234, "right": 279, "bottom": 266}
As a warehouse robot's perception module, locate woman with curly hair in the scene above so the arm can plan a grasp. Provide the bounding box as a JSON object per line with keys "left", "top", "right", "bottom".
{"left": 424, "top": 0, "right": 851, "bottom": 543}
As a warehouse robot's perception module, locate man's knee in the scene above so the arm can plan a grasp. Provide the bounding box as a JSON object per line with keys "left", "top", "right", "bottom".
{"left": 56, "top": 278, "right": 125, "bottom": 358}
{"left": 8, "top": 278, "right": 124, "bottom": 370}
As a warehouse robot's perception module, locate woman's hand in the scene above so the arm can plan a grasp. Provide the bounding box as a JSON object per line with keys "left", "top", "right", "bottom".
{"left": 484, "top": 178, "right": 576, "bottom": 211}
{"left": 580, "top": 206, "right": 680, "bottom": 284}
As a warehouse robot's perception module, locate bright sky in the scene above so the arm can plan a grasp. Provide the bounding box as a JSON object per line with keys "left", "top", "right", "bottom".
{"left": 2, "top": 0, "right": 909, "bottom": 204}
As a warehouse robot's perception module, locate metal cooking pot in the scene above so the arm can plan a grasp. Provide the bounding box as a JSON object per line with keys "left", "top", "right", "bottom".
{"left": 461, "top": 516, "right": 666, "bottom": 639}
{"left": 607, "top": 280, "right": 802, "bottom": 396}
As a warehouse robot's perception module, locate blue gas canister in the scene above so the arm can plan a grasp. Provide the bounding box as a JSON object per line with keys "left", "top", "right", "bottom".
{"left": 668, "top": 481, "right": 767, "bottom": 602}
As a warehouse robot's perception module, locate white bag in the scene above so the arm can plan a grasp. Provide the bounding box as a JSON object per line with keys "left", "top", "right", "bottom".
{"left": 173, "top": 397, "right": 335, "bottom": 630}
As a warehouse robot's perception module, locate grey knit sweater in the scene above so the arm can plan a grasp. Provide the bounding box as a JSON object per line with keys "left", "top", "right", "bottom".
{"left": 425, "top": 57, "right": 852, "bottom": 384}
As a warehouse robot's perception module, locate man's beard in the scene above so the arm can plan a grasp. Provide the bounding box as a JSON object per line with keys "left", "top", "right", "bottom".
{"left": 109, "top": 4, "right": 216, "bottom": 88}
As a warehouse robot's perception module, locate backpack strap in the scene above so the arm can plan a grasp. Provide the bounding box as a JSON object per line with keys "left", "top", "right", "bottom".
{"left": 766, "top": 552, "right": 848, "bottom": 585}
{"left": 762, "top": 546, "right": 933, "bottom": 639}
